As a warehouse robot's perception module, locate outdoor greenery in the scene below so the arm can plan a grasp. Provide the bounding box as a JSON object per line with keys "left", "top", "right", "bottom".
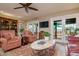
{"left": 44, "top": 32, "right": 51, "bottom": 37}
{"left": 75, "top": 28, "right": 79, "bottom": 35}
{"left": 65, "top": 27, "right": 79, "bottom": 36}
{"left": 20, "top": 28, "right": 24, "bottom": 33}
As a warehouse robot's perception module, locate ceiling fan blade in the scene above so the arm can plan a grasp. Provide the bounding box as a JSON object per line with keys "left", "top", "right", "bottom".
{"left": 26, "top": 3, "right": 32, "bottom": 7}
{"left": 19, "top": 3, "right": 25, "bottom": 7}
{"left": 14, "top": 7, "right": 24, "bottom": 9}
{"left": 28, "top": 7, "right": 38, "bottom": 11}
{"left": 25, "top": 8, "right": 28, "bottom": 13}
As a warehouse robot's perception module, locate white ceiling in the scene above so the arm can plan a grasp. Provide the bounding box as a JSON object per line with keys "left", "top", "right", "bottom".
{"left": 0, "top": 3, "right": 79, "bottom": 20}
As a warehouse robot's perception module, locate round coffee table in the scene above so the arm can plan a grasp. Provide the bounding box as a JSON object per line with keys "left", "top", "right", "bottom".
{"left": 30, "top": 39, "right": 56, "bottom": 56}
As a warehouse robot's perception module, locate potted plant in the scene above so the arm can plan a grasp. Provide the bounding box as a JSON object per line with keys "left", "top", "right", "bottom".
{"left": 44, "top": 32, "right": 51, "bottom": 40}
{"left": 20, "top": 28, "right": 24, "bottom": 36}
{"left": 20, "top": 28, "right": 24, "bottom": 33}
{"left": 74, "top": 28, "right": 79, "bottom": 37}
{"left": 75, "top": 28, "right": 79, "bottom": 35}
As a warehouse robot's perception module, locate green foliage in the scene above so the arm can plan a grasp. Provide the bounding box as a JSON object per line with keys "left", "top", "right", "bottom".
{"left": 75, "top": 28, "right": 79, "bottom": 35}
{"left": 20, "top": 28, "right": 24, "bottom": 33}
{"left": 44, "top": 32, "right": 51, "bottom": 37}
{"left": 65, "top": 27, "right": 79, "bottom": 36}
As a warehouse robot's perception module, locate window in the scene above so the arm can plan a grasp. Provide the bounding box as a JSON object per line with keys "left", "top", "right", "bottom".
{"left": 28, "top": 23, "right": 38, "bottom": 34}
{"left": 66, "top": 18, "right": 76, "bottom": 24}
{"left": 39, "top": 21, "right": 49, "bottom": 28}
{"left": 65, "top": 18, "right": 76, "bottom": 36}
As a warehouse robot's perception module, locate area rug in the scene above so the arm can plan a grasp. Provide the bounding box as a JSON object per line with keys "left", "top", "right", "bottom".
{"left": 0, "top": 44, "right": 33, "bottom": 56}
{"left": 0, "top": 44, "right": 57, "bottom": 56}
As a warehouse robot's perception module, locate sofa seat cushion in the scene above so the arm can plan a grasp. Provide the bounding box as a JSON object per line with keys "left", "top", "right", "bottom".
{"left": 7, "top": 39, "right": 19, "bottom": 44}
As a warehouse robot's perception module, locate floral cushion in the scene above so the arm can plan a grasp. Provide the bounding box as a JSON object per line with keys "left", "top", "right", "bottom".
{"left": 2, "top": 33, "right": 11, "bottom": 41}
{"left": 1, "top": 30, "right": 15, "bottom": 41}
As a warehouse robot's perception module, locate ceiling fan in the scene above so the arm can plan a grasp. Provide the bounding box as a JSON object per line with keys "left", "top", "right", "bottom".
{"left": 14, "top": 3, "right": 38, "bottom": 13}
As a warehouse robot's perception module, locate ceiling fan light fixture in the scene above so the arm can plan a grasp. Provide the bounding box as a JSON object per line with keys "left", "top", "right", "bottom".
{"left": 14, "top": 3, "right": 38, "bottom": 13}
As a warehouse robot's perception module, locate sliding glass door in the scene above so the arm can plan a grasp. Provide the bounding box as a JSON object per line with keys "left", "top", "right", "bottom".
{"left": 53, "top": 20, "right": 62, "bottom": 39}
{"left": 52, "top": 18, "right": 76, "bottom": 40}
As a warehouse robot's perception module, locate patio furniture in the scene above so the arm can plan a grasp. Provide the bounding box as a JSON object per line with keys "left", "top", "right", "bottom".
{"left": 30, "top": 39, "right": 56, "bottom": 56}
{"left": 67, "top": 36, "right": 79, "bottom": 56}
{"left": 0, "top": 30, "right": 21, "bottom": 51}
